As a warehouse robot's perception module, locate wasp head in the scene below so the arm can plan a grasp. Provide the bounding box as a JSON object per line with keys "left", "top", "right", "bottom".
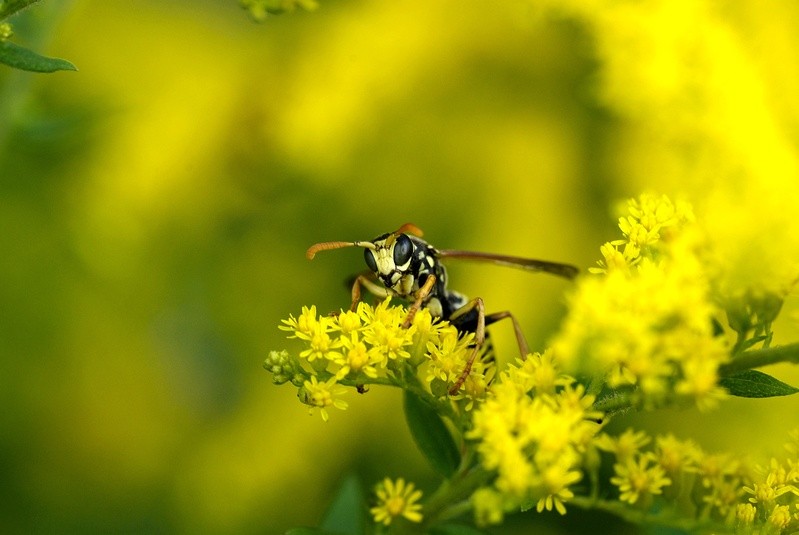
{"left": 305, "top": 223, "right": 425, "bottom": 298}
{"left": 363, "top": 232, "right": 415, "bottom": 295}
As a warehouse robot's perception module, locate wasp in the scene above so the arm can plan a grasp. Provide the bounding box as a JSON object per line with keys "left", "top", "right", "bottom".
{"left": 306, "top": 223, "right": 579, "bottom": 394}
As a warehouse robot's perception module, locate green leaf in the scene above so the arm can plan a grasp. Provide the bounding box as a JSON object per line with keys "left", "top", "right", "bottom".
{"left": 320, "top": 475, "right": 367, "bottom": 534}
{"left": 0, "top": 0, "right": 41, "bottom": 20}
{"left": 0, "top": 41, "right": 76, "bottom": 72}
{"left": 429, "top": 523, "right": 491, "bottom": 535}
{"left": 403, "top": 390, "right": 460, "bottom": 477}
{"left": 719, "top": 370, "right": 799, "bottom": 398}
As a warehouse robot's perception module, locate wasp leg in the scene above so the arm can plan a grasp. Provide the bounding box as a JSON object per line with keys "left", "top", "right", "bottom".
{"left": 350, "top": 272, "right": 392, "bottom": 311}
{"left": 402, "top": 274, "right": 437, "bottom": 329}
{"left": 447, "top": 297, "right": 487, "bottom": 395}
{"left": 447, "top": 303, "right": 531, "bottom": 395}
{"left": 482, "top": 311, "right": 531, "bottom": 359}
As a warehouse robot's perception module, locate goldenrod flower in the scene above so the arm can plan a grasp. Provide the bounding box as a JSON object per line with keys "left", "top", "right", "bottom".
{"left": 471, "top": 487, "right": 506, "bottom": 526}
{"left": 297, "top": 376, "right": 348, "bottom": 422}
{"left": 333, "top": 309, "right": 362, "bottom": 334}
{"left": 363, "top": 314, "right": 414, "bottom": 363}
{"left": 370, "top": 478, "right": 423, "bottom": 526}
{"left": 280, "top": 305, "right": 325, "bottom": 340}
{"left": 360, "top": 297, "right": 404, "bottom": 328}
{"left": 501, "top": 350, "right": 569, "bottom": 395}
{"left": 553, "top": 194, "right": 729, "bottom": 411}
{"left": 595, "top": 428, "right": 651, "bottom": 464}
{"left": 743, "top": 471, "right": 797, "bottom": 507}
{"left": 468, "top": 358, "right": 601, "bottom": 518}
{"left": 610, "top": 454, "right": 672, "bottom": 506}
{"left": 333, "top": 331, "right": 380, "bottom": 380}
{"left": 784, "top": 428, "right": 799, "bottom": 456}
{"left": 274, "top": 299, "right": 505, "bottom": 426}
{"left": 536, "top": 460, "right": 582, "bottom": 515}
{"left": 410, "top": 307, "right": 445, "bottom": 340}
{"left": 299, "top": 323, "right": 343, "bottom": 363}
{"left": 653, "top": 434, "right": 701, "bottom": 477}
{"left": 591, "top": 240, "right": 637, "bottom": 274}
{"left": 769, "top": 504, "right": 792, "bottom": 531}
{"left": 675, "top": 352, "right": 728, "bottom": 411}
{"left": 701, "top": 478, "right": 743, "bottom": 517}
{"left": 621, "top": 193, "right": 694, "bottom": 248}
{"left": 425, "top": 326, "right": 472, "bottom": 384}
{"left": 454, "top": 357, "right": 494, "bottom": 411}
{"left": 696, "top": 451, "right": 739, "bottom": 489}
{"left": 736, "top": 503, "right": 757, "bottom": 525}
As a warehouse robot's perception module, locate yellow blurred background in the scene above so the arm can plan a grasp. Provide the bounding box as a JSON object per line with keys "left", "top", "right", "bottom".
{"left": 2, "top": 0, "right": 798, "bottom": 532}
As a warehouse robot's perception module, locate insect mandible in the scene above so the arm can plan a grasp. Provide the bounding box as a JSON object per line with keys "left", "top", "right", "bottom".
{"left": 305, "top": 223, "right": 579, "bottom": 394}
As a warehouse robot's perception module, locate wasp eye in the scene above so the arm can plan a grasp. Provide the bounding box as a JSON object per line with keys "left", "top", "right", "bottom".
{"left": 364, "top": 248, "right": 378, "bottom": 272}
{"left": 393, "top": 234, "right": 413, "bottom": 267}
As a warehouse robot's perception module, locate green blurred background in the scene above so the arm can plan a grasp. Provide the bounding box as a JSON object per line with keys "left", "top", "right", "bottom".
{"left": 2, "top": 0, "right": 798, "bottom": 533}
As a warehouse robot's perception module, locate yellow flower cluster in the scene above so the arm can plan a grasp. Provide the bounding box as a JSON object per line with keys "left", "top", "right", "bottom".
{"left": 538, "top": 0, "right": 799, "bottom": 313}
{"left": 467, "top": 353, "right": 602, "bottom": 523}
{"left": 739, "top": 454, "right": 799, "bottom": 533}
{"left": 591, "top": 194, "right": 694, "bottom": 275}
{"left": 275, "top": 299, "right": 494, "bottom": 419}
{"left": 552, "top": 193, "right": 729, "bottom": 410}
{"left": 600, "top": 428, "right": 799, "bottom": 532}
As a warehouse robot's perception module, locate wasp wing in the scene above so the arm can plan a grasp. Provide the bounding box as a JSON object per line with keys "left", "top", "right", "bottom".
{"left": 438, "top": 250, "right": 579, "bottom": 280}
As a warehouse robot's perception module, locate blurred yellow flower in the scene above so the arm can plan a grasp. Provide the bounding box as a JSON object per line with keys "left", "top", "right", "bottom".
{"left": 553, "top": 194, "right": 729, "bottom": 411}
{"left": 370, "top": 477, "right": 423, "bottom": 526}
{"left": 536, "top": 460, "right": 581, "bottom": 515}
{"left": 653, "top": 433, "right": 701, "bottom": 479}
{"left": 736, "top": 503, "right": 757, "bottom": 525}
{"left": 610, "top": 454, "right": 672, "bottom": 506}
{"left": 595, "top": 428, "right": 651, "bottom": 465}
{"left": 769, "top": 504, "right": 793, "bottom": 531}
{"left": 471, "top": 487, "right": 506, "bottom": 526}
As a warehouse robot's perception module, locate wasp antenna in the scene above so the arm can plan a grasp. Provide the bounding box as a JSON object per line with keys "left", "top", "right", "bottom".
{"left": 306, "top": 241, "right": 355, "bottom": 260}
{"left": 306, "top": 240, "right": 376, "bottom": 260}
{"left": 395, "top": 223, "right": 424, "bottom": 237}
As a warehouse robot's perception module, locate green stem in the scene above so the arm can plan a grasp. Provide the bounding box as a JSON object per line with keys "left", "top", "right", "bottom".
{"left": 437, "top": 500, "right": 474, "bottom": 523}
{"left": 569, "top": 497, "right": 723, "bottom": 533}
{"left": 339, "top": 377, "right": 397, "bottom": 388}
{"left": 422, "top": 466, "right": 492, "bottom": 527}
{"left": 719, "top": 342, "right": 799, "bottom": 377}
{"left": 591, "top": 390, "right": 636, "bottom": 416}
{"left": 586, "top": 373, "right": 605, "bottom": 397}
